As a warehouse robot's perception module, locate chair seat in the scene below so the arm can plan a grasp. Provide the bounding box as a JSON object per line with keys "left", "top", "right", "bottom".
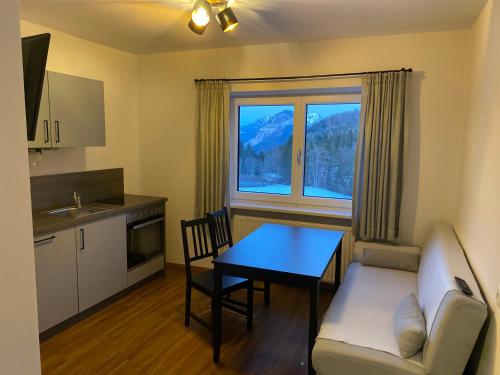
{"left": 192, "top": 270, "right": 249, "bottom": 295}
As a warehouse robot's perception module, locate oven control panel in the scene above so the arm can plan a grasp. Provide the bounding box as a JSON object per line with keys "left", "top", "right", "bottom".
{"left": 127, "top": 203, "right": 164, "bottom": 223}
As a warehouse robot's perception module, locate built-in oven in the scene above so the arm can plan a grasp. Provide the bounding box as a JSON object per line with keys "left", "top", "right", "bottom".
{"left": 126, "top": 203, "right": 165, "bottom": 271}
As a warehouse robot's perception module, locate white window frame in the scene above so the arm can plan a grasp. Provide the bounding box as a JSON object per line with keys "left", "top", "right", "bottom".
{"left": 229, "top": 93, "right": 361, "bottom": 215}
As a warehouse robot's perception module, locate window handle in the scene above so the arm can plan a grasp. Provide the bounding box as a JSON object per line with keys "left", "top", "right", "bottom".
{"left": 296, "top": 148, "right": 302, "bottom": 165}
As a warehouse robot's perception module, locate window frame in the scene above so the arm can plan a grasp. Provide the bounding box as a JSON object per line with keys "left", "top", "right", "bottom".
{"left": 230, "top": 93, "right": 361, "bottom": 214}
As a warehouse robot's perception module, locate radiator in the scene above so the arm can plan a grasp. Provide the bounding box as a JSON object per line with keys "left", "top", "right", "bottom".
{"left": 232, "top": 215, "right": 354, "bottom": 283}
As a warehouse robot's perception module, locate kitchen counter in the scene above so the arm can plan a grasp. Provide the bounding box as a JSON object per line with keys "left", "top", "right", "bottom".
{"left": 33, "top": 194, "right": 167, "bottom": 237}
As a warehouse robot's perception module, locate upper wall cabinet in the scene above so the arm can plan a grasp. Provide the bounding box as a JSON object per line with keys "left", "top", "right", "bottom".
{"left": 28, "top": 71, "right": 106, "bottom": 149}
{"left": 28, "top": 72, "right": 51, "bottom": 148}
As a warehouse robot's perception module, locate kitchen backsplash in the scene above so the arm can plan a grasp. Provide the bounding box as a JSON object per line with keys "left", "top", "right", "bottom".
{"left": 30, "top": 168, "right": 124, "bottom": 211}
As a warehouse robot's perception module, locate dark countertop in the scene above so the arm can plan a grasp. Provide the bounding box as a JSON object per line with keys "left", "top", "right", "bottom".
{"left": 33, "top": 194, "right": 167, "bottom": 237}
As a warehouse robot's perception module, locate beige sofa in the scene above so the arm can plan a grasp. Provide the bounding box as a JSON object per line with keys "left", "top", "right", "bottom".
{"left": 313, "top": 223, "right": 487, "bottom": 375}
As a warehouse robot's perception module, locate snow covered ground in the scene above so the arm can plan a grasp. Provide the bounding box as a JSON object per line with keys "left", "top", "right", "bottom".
{"left": 239, "top": 184, "right": 351, "bottom": 199}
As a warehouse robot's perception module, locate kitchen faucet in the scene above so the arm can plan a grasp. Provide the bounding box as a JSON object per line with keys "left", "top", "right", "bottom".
{"left": 74, "top": 192, "right": 82, "bottom": 208}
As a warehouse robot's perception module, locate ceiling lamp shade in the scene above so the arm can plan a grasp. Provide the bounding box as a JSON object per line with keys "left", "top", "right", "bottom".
{"left": 216, "top": 7, "right": 238, "bottom": 32}
{"left": 191, "top": 0, "right": 211, "bottom": 27}
{"left": 188, "top": 18, "right": 208, "bottom": 35}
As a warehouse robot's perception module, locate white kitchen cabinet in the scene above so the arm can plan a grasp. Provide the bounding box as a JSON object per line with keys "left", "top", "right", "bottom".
{"left": 76, "top": 214, "right": 127, "bottom": 311}
{"left": 49, "top": 71, "right": 105, "bottom": 148}
{"left": 34, "top": 228, "right": 78, "bottom": 333}
{"left": 28, "top": 71, "right": 105, "bottom": 149}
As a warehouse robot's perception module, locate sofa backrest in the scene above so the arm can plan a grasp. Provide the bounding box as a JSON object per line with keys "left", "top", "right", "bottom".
{"left": 417, "top": 222, "right": 487, "bottom": 375}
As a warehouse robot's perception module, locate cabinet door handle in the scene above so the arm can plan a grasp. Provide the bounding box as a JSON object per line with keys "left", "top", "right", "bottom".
{"left": 34, "top": 235, "right": 56, "bottom": 246}
{"left": 296, "top": 148, "right": 302, "bottom": 165}
{"left": 43, "top": 120, "right": 49, "bottom": 143}
{"left": 55, "top": 121, "right": 61, "bottom": 143}
{"left": 80, "top": 229, "right": 85, "bottom": 250}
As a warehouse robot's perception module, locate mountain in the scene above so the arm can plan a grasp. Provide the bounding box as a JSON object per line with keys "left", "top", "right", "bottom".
{"left": 240, "top": 110, "right": 294, "bottom": 152}
{"left": 240, "top": 108, "right": 360, "bottom": 152}
{"left": 307, "top": 112, "right": 321, "bottom": 124}
{"left": 239, "top": 118, "right": 270, "bottom": 144}
{"left": 307, "top": 108, "right": 360, "bottom": 135}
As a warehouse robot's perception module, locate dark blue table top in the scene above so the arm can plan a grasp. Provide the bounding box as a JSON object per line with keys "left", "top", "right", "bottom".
{"left": 214, "top": 224, "right": 344, "bottom": 279}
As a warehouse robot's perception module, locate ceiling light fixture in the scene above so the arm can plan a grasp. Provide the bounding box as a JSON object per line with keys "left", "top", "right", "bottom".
{"left": 188, "top": 19, "right": 208, "bottom": 35}
{"left": 188, "top": 0, "right": 239, "bottom": 35}
{"left": 191, "top": 0, "right": 211, "bottom": 27}
{"left": 216, "top": 6, "right": 238, "bottom": 32}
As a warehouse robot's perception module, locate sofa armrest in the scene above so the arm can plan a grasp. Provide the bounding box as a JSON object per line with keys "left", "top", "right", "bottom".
{"left": 353, "top": 241, "right": 421, "bottom": 272}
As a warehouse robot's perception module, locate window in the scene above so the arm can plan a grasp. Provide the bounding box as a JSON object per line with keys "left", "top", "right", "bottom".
{"left": 303, "top": 103, "right": 359, "bottom": 199}
{"left": 238, "top": 104, "right": 294, "bottom": 196}
{"left": 231, "top": 94, "right": 361, "bottom": 214}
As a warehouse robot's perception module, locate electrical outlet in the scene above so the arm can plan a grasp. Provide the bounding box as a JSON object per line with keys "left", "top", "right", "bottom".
{"left": 497, "top": 285, "right": 500, "bottom": 308}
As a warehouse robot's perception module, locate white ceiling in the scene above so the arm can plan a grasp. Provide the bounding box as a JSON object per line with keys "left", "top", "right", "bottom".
{"left": 19, "top": 0, "right": 486, "bottom": 54}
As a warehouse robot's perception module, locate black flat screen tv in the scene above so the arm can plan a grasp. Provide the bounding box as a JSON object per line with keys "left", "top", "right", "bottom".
{"left": 21, "top": 33, "right": 50, "bottom": 141}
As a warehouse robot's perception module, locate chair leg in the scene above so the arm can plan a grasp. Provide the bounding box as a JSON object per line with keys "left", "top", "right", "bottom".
{"left": 247, "top": 281, "right": 254, "bottom": 331}
{"left": 264, "top": 281, "right": 271, "bottom": 307}
{"left": 185, "top": 284, "right": 192, "bottom": 327}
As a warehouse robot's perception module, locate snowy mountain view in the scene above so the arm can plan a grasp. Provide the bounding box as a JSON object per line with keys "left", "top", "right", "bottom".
{"left": 238, "top": 104, "right": 360, "bottom": 198}
{"left": 240, "top": 109, "right": 294, "bottom": 152}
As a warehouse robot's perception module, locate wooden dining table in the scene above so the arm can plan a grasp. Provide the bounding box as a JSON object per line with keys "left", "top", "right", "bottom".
{"left": 212, "top": 223, "right": 344, "bottom": 375}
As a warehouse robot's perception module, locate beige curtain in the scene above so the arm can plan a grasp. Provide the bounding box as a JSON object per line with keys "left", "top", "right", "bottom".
{"left": 352, "top": 71, "right": 409, "bottom": 242}
{"left": 195, "top": 80, "right": 231, "bottom": 217}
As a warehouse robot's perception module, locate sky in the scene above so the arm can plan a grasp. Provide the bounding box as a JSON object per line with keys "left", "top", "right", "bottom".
{"left": 239, "top": 103, "right": 360, "bottom": 126}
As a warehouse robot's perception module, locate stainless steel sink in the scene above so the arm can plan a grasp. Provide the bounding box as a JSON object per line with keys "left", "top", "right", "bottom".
{"left": 47, "top": 206, "right": 112, "bottom": 218}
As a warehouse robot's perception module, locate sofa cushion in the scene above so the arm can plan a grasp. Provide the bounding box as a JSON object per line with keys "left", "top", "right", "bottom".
{"left": 353, "top": 241, "right": 421, "bottom": 269}
{"left": 317, "top": 262, "right": 419, "bottom": 358}
{"left": 313, "top": 339, "right": 425, "bottom": 375}
{"left": 394, "top": 293, "right": 427, "bottom": 358}
{"left": 361, "top": 244, "right": 420, "bottom": 272}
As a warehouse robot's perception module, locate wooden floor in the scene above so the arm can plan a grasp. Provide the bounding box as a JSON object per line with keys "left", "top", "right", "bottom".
{"left": 40, "top": 268, "right": 334, "bottom": 374}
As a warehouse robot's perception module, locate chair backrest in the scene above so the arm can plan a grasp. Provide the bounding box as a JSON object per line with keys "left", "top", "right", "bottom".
{"left": 207, "top": 207, "right": 233, "bottom": 252}
{"left": 180, "top": 217, "right": 215, "bottom": 279}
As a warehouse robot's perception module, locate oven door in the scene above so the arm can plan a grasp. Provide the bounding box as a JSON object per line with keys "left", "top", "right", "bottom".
{"left": 127, "top": 216, "right": 165, "bottom": 270}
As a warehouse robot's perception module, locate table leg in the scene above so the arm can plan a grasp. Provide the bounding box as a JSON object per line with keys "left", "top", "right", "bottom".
{"left": 334, "top": 243, "right": 343, "bottom": 293}
{"left": 264, "top": 281, "right": 271, "bottom": 306}
{"left": 247, "top": 280, "right": 253, "bottom": 331}
{"left": 308, "top": 280, "right": 319, "bottom": 375}
{"left": 212, "top": 267, "right": 222, "bottom": 363}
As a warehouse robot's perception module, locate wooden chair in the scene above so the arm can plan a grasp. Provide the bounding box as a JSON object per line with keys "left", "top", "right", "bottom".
{"left": 207, "top": 207, "right": 271, "bottom": 306}
{"left": 180, "top": 217, "right": 253, "bottom": 333}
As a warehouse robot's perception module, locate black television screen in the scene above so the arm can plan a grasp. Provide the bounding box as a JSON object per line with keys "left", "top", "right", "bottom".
{"left": 21, "top": 33, "right": 50, "bottom": 141}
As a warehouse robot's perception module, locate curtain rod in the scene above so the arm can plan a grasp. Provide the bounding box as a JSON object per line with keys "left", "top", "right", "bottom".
{"left": 194, "top": 67, "right": 412, "bottom": 83}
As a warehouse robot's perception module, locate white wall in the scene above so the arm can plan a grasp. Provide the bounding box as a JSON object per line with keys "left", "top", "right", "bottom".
{"left": 21, "top": 21, "right": 142, "bottom": 194}
{"left": 455, "top": 0, "right": 500, "bottom": 373}
{"left": 0, "top": 1, "right": 41, "bottom": 373}
{"left": 138, "top": 31, "right": 470, "bottom": 264}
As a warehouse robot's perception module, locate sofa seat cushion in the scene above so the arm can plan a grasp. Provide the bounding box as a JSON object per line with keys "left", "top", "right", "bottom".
{"left": 317, "top": 262, "right": 419, "bottom": 358}
{"left": 313, "top": 339, "right": 426, "bottom": 375}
